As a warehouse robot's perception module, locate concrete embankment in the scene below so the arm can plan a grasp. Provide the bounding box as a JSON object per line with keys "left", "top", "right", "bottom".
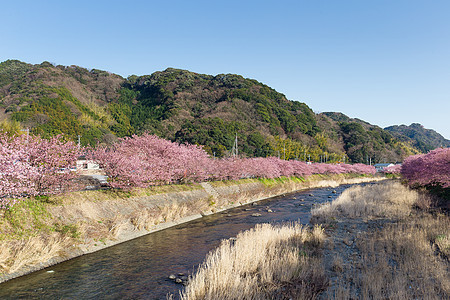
{"left": 0, "top": 174, "right": 385, "bottom": 283}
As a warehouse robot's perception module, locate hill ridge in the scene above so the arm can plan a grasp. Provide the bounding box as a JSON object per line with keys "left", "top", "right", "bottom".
{"left": 0, "top": 59, "right": 442, "bottom": 163}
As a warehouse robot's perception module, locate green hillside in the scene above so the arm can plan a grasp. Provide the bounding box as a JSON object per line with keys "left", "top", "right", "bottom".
{"left": 0, "top": 60, "right": 432, "bottom": 163}
{"left": 385, "top": 123, "right": 450, "bottom": 153}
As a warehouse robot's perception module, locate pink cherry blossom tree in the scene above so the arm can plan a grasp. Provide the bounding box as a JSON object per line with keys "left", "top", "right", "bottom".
{"left": 92, "top": 134, "right": 211, "bottom": 188}
{"left": 383, "top": 164, "right": 402, "bottom": 175}
{"left": 0, "top": 134, "right": 81, "bottom": 209}
{"left": 401, "top": 148, "right": 450, "bottom": 188}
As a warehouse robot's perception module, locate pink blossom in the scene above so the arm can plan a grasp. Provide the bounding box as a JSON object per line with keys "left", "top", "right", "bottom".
{"left": 0, "top": 134, "right": 81, "bottom": 209}
{"left": 92, "top": 134, "right": 377, "bottom": 189}
{"left": 383, "top": 164, "right": 402, "bottom": 174}
{"left": 401, "top": 148, "right": 450, "bottom": 188}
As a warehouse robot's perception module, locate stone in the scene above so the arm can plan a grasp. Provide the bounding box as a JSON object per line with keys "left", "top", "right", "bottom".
{"left": 332, "top": 190, "right": 337, "bottom": 194}
{"left": 178, "top": 273, "right": 185, "bottom": 276}
{"left": 267, "top": 209, "right": 273, "bottom": 213}
{"left": 309, "top": 194, "right": 314, "bottom": 197}
{"left": 252, "top": 213, "right": 262, "bottom": 217}
{"left": 168, "top": 274, "right": 176, "bottom": 280}
{"left": 343, "top": 238, "right": 353, "bottom": 246}
{"left": 175, "top": 278, "right": 183, "bottom": 284}
{"left": 328, "top": 196, "right": 332, "bottom": 198}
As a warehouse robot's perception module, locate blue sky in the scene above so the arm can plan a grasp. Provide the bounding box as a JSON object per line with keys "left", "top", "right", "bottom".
{"left": 1, "top": 0, "right": 449, "bottom": 139}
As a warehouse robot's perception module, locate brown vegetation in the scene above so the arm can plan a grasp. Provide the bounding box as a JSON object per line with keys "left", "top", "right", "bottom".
{"left": 311, "top": 181, "right": 417, "bottom": 221}
{"left": 0, "top": 233, "right": 71, "bottom": 274}
{"left": 312, "top": 181, "right": 450, "bottom": 299}
{"left": 0, "top": 175, "right": 381, "bottom": 284}
{"left": 179, "top": 223, "right": 327, "bottom": 300}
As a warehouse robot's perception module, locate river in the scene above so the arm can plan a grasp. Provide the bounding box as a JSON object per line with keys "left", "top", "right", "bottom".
{"left": 0, "top": 183, "right": 372, "bottom": 299}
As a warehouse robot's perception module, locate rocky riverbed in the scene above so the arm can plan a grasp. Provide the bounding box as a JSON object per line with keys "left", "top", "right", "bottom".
{"left": 311, "top": 181, "right": 449, "bottom": 299}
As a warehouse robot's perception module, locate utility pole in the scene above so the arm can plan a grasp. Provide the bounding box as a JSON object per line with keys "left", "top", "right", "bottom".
{"left": 231, "top": 133, "right": 238, "bottom": 157}
{"left": 20, "top": 128, "right": 29, "bottom": 143}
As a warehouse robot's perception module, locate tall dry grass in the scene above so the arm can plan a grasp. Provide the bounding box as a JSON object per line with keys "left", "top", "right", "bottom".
{"left": 0, "top": 233, "right": 70, "bottom": 274}
{"left": 344, "top": 214, "right": 450, "bottom": 299}
{"left": 311, "top": 181, "right": 418, "bottom": 222}
{"left": 130, "top": 202, "right": 194, "bottom": 231}
{"left": 312, "top": 181, "right": 450, "bottom": 299}
{"left": 180, "top": 223, "right": 327, "bottom": 300}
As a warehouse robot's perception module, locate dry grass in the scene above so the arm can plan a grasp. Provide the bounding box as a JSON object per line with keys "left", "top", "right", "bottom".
{"left": 348, "top": 214, "right": 450, "bottom": 299}
{"left": 49, "top": 183, "right": 203, "bottom": 205}
{"left": 331, "top": 255, "right": 344, "bottom": 273}
{"left": 435, "top": 231, "right": 450, "bottom": 258}
{"left": 0, "top": 175, "right": 382, "bottom": 283}
{"left": 0, "top": 233, "right": 70, "bottom": 274}
{"left": 209, "top": 178, "right": 256, "bottom": 187}
{"left": 180, "top": 223, "right": 327, "bottom": 300}
{"left": 313, "top": 181, "right": 450, "bottom": 299}
{"left": 130, "top": 202, "right": 194, "bottom": 230}
{"left": 311, "top": 181, "right": 418, "bottom": 222}
{"left": 0, "top": 196, "right": 205, "bottom": 276}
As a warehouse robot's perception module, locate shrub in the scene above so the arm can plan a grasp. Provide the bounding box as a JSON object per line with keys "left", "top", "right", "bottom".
{"left": 401, "top": 148, "right": 450, "bottom": 188}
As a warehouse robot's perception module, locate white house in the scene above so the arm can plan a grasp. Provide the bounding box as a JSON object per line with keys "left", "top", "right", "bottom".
{"left": 76, "top": 156, "right": 100, "bottom": 171}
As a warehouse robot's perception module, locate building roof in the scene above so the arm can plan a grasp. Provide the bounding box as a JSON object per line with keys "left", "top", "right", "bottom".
{"left": 374, "top": 163, "right": 394, "bottom": 167}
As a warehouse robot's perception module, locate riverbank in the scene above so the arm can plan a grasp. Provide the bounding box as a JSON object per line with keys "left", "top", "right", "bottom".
{"left": 0, "top": 174, "right": 385, "bottom": 284}
{"left": 312, "top": 181, "right": 449, "bottom": 299}
{"left": 179, "top": 180, "right": 449, "bottom": 299}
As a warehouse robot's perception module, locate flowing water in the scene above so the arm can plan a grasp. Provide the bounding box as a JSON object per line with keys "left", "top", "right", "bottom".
{"left": 0, "top": 183, "right": 373, "bottom": 299}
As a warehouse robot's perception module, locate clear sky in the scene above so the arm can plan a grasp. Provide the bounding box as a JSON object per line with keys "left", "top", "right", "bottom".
{"left": 1, "top": 0, "right": 449, "bottom": 139}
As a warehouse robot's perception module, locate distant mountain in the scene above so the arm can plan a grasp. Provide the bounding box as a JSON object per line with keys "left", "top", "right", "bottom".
{"left": 0, "top": 59, "right": 437, "bottom": 163}
{"left": 319, "top": 112, "right": 419, "bottom": 163}
{"left": 385, "top": 123, "right": 450, "bottom": 152}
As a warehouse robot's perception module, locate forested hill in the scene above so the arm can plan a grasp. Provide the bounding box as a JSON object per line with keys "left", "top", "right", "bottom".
{"left": 0, "top": 59, "right": 439, "bottom": 163}
{"left": 385, "top": 123, "right": 450, "bottom": 153}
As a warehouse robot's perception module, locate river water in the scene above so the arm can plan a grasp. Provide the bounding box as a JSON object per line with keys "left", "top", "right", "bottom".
{"left": 0, "top": 183, "right": 371, "bottom": 299}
